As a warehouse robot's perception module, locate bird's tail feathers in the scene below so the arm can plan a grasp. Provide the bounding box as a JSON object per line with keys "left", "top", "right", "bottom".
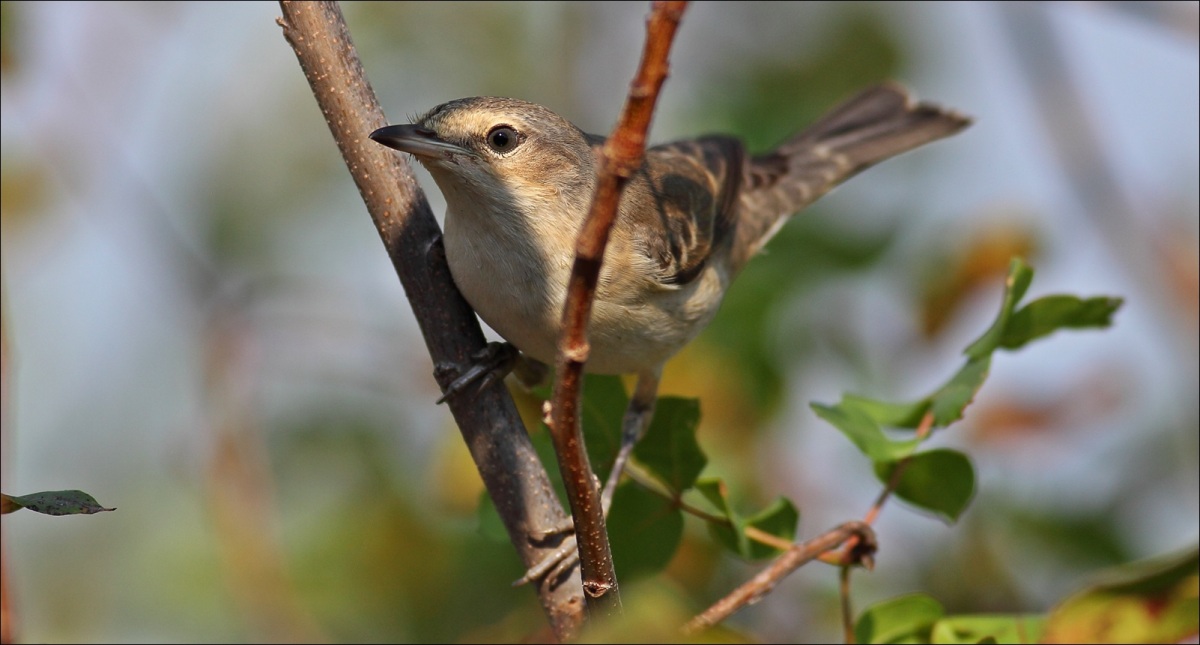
{"left": 732, "top": 83, "right": 970, "bottom": 267}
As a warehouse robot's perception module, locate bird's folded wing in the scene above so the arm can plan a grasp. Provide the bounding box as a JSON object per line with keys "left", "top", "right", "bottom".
{"left": 629, "top": 136, "right": 746, "bottom": 287}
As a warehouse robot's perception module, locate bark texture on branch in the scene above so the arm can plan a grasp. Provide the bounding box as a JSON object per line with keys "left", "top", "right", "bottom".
{"left": 277, "top": 2, "right": 583, "bottom": 639}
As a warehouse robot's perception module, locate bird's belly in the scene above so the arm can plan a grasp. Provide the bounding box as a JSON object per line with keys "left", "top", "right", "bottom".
{"left": 450, "top": 265, "right": 679, "bottom": 376}
{"left": 585, "top": 272, "right": 726, "bottom": 374}
{"left": 444, "top": 217, "right": 726, "bottom": 376}
{"left": 443, "top": 231, "right": 563, "bottom": 367}
{"left": 583, "top": 305, "right": 692, "bottom": 374}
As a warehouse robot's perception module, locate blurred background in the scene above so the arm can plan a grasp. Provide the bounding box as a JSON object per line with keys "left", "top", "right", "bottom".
{"left": 1, "top": 1, "right": 1196, "bottom": 642}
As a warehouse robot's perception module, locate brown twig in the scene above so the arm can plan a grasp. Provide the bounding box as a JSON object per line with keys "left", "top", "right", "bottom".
{"left": 627, "top": 465, "right": 809, "bottom": 553}
{"left": 682, "top": 521, "right": 877, "bottom": 635}
{"left": 839, "top": 565, "right": 854, "bottom": 644}
{"left": 276, "top": 2, "right": 583, "bottom": 639}
{"left": 545, "top": 0, "right": 688, "bottom": 619}
{"left": 686, "top": 411, "right": 936, "bottom": 637}
{"left": 829, "top": 410, "right": 936, "bottom": 566}
{"left": 830, "top": 409, "right": 936, "bottom": 644}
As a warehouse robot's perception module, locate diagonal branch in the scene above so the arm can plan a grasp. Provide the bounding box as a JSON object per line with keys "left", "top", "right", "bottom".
{"left": 686, "top": 413, "right": 936, "bottom": 636}
{"left": 683, "top": 521, "right": 877, "bottom": 635}
{"left": 545, "top": 0, "right": 689, "bottom": 618}
{"left": 276, "top": 1, "right": 583, "bottom": 639}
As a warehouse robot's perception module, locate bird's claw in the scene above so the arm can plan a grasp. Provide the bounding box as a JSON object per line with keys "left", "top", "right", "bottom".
{"left": 513, "top": 535, "right": 579, "bottom": 587}
{"left": 435, "top": 341, "right": 520, "bottom": 404}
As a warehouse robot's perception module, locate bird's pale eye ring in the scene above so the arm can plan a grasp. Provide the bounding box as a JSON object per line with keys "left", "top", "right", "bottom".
{"left": 485, "top": 125, "right": 521, "bottom": 154}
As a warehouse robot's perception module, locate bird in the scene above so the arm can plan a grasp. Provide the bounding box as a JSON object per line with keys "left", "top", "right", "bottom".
{"left": 370, "top": 83, "right": 970, "bottom": 580}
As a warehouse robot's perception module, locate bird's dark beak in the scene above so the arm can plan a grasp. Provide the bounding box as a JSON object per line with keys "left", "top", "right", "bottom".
{"left": 369, "top": 124, "right": 473, "bottom": 159}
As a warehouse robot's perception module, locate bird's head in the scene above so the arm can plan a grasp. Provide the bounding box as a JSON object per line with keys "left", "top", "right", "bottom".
{"left": 371, "top": 97, "right": 598, "bottom": 221}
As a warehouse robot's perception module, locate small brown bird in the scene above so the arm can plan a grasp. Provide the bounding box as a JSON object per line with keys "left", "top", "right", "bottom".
{"left": 371, "top": 83, "right": 969, "bottom": 578}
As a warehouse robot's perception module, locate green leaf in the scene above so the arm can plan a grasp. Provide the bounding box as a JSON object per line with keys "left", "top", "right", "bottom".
{"left": 843, "top": 394, "right": 931, "bottom": 429}
{"left": 695, "top": 478, "right": 740, "bottom": 554}
{"left": 578, "top": 374, "right": 629, "bottom": 482}
{"left": 741, "top": 496, "right": 799, "bottom": 559}
{"left": 1042, "top": 545, "right": 1199, "bottom": 644}
{"left": 930, "top": 614, "right": 1045, "bottom": 644}
{"left": 813, "top": 256, "right": 1125, "bottom": 535}
{"left": 694, "top": 478, "right": 799, "bottom": 560}
{"left": 824, "top": 260, "right": 1120, "bottom": 441}
{"left": 964, "top": 258, "right": 1034, "bottom": 360}
{"left": 856, "top": 593, "right": 945, "bottom": 644}
{"left": 607, "top": 482, "right": 684, "bottom": 581}
{"left": 811, "top": 401, "right": 922, "bottom": 462}
{"left": 694, "top": 478, "right": 732, "bottom": 517}
{"left": 999, "top": 295, "right": 1123, "bottom": 351}
{"left": 632, "top": 396, "right": 707, "bottom": 494}
{"left": 4, "top": 490, "right": 115, "bottom": 515}
{"left": 929, "top": 357, "right": 992, "bottom": 427}
{"left": 874, "top": 450, "right": 975, "bottom": 523}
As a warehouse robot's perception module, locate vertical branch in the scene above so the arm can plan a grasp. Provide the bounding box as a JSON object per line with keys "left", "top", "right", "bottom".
{"left": 276, "top": 2, "right": 583, "bottom": 639}
{"left": 546, "top": 0, "right": 688, "bottom": 617}
{"left": 839, "top": 565, "right": 854, "bottom": 644}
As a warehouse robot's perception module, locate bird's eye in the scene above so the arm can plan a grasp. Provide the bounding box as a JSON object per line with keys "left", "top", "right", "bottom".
{"left": 486, "top": 126, "right": 521, "bottom": 154}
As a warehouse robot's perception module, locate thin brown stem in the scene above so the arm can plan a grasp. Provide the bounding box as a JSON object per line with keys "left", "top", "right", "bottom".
{"left": 828, "top": 410, "right": 936, "bottom": 566}
{"left": 627, "top": 466, "right": 806, "bottom": 553}
{"left": 810, "top": 410, "right": 939, "bottom": 642}
{"left": 744, "top": 526, "right": 797, "bottom": 553}
{"left": 683, "top": 521, "right": 876, "bottom": 635}
{"left": 276, "top": 2, "right": 582, "bottom": 639}
{"left": 626, "top": 465, "right": 795, "bottom": 546}
{"left": 840, "top": 565, "right": 855, "bottom": 644}
{"left": 546, "top": 0, "right": 688, "bottom": 619}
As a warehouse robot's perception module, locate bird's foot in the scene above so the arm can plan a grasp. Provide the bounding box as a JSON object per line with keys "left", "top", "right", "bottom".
{"left": 434, "top": 341, "right": 521, "bottom": 404}
{"left": 513, "top": 533, "right": 580, "bottom": 587}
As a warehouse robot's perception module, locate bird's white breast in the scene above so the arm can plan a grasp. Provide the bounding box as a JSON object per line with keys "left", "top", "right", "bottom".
{"left": 441, "top": 194, "right": 728, "bottom": 376}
